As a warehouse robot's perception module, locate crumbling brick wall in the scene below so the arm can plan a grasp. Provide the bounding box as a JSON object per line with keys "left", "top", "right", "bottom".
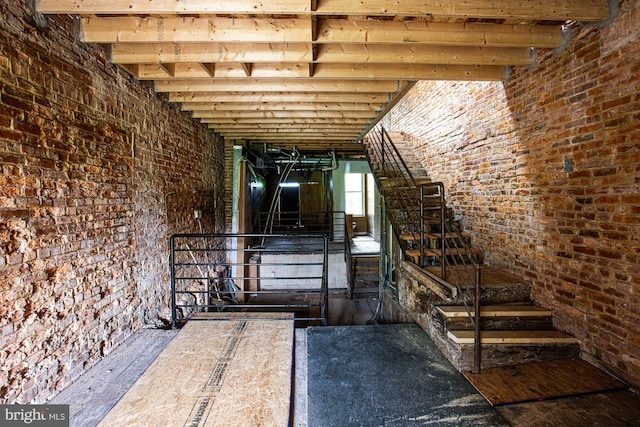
{"left": 0, "top": 0, "right": 225, "bottom": 403}
{"left": 386, "top": 0, "right": 640, "bottom": 387}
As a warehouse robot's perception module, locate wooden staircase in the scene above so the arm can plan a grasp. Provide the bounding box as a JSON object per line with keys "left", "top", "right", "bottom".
{"left": 364, "top": 127, "right": 581, "bottom": 372}
{"left": 351, "top": 254, "right": 380, "bottom": 293}
{"left": 435, "top": 301, "right": 580, "bottom": 370}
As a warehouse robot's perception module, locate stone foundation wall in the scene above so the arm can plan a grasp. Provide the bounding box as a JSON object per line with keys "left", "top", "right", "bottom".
{"left": 0, "top": 0, "right": 225, "bottom": 403}
{"left": 385, "top": 0, "right": 640, "bottom": 387}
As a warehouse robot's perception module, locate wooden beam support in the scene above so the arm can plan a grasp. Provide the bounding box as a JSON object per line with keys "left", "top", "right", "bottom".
{"left": 37, "top": 0, "right": 312, "bottom": 14}
{"left": 317, "top": 19, "right": 563, "bottom": 48}
{"left": 248, "top": 143, "right": 362, "bottom": 149}
{"left": 38, "top": 0, "right": 609, "bottom": 22}
{"left": 201, "top": 63, "right": 216, "bottom": 77}
{"left": 110, "top": 43, "right": 312, "bottom": 64}
{"left": 154, "top": 79, "right": 402, "bottom": 93}
{"left": 312, "top": 63, "right": 506, "bottom": 81}
{"left": 203, "top": 122, "right": 370, "bottom": 131}
{"left": 169, "top": 92, "right": 391, "bottom": 103}
{"left": 192, "top": 110, "right": 375, "bottom": 119}
{"left": 316, "top": 44, "right": 532, "bottom": 66}
{"left": 220, "top": 133, "right": 360, "bottom": 140}
{"left": 199, "top": 117, "right": 371, "bottom": 125}
{"left": 240, "top": 62, "right": 253, "bottom": 77}
{"left": 135, "top": 62, "right": 500, "bottom": 81}
{"left": 216, "top": 127, "right": 363, "bottom": 134}
{"left": 181, "top": 102, "right": 380, "bottom": 111}
{"left": 314, "top": 0, "right": 609, "bottom": 21}
{"left": 158, "top": 63, "right": 175, "bottom": 77}
{"left": 119, "top": 63, "right": 140, "bottom": 77}
{"left": 219, "top": 122, "right": 359, "bottom": 128}
{"left": 80, "top": 17, "right": 312, "bottom": 43}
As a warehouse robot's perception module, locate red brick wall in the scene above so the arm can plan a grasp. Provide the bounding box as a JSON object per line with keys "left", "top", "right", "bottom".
{"left": 0, "top": 1, "right": 224, "bottom": 402}
{"left": 386, "top": 0, "right": 640, "bottom": 386}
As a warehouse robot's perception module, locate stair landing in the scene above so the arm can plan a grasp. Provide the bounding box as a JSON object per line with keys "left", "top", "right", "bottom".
{"left": 424, "top": 264, "right": 534, "bottom": 304}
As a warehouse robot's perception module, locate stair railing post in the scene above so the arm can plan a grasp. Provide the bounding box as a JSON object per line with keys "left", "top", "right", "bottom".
{"left": 170, "top": 235, "right": 177, "bottom": 329}
{"left": 380, "top": 127, "right": 386, "bottom": 175}
{"left": 439, "top": 184, "right": 446, "bottom": 281}
{"left": 473, "top": 263, "right": 482, "bottom": 373}
{"left": 419, "top": 185, "right": 424, "bottom": 267}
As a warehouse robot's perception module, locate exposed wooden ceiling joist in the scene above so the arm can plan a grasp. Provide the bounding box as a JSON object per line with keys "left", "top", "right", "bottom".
{"left": 111, "top": 42, "right": 313, "bottom": 63}
{"left": 312, "top": 63, "right": 506, "bottom": 81}
{"left": 37, "top": 0, "right": 609, "bottom": 156}
{"left": 199, "top": 117, "right": 371, "bottom": 125}
{"left": 37, "top": 0, "right": 609, "bottom": 21}
{"left": 169, "top": 92, "right": 391, "bottom": 103}
{"left": 154, "top": 79, "right": 403, "bottom": 93}
{"left": 81, "top": 17, "right": 562, "bottom": 49}
{"left": 181, "top": 102, "right": 381, "bottom": 112}
{"left": 192, "top": 110, "right": 377, "bottom": 119}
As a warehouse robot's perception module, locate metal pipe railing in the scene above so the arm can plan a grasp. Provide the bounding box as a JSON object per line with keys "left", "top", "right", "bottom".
{"left": 170, "top": 233, "right": 329, "bottom": 328}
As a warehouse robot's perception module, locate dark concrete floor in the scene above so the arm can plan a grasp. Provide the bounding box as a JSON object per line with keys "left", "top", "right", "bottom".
{"left": 333, "top": 294, "right": 640, "bottom": 427}
{"left": 306, "top": 323, "right": 508, "bottom": 427}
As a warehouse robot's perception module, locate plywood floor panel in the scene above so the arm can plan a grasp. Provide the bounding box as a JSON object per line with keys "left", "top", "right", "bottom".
{"left": 98, "top": 314, "right": 294, "bottom": 427}
{"left": 464, "top": 358, "right": 628, "bottom": 406}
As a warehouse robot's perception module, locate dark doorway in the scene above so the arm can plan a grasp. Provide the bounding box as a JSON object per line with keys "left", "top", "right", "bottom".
{"left": 279, "top": 184, "right": 300, "bottom": 227}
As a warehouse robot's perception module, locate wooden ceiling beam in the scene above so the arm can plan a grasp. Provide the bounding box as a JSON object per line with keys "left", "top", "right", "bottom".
{"left": 37, "top": 0, "right": 311, "bottom": 14}
{"left": 200, "top": 117, "right": 371, "bottom": 125}
{"left": 169, "top": 92, "right": 391, "bottom": 103}
{"left": 260, "top": 142, "right": 362, "bottom": 147}
{"left": 38, "top": 0, "right": 609, "bottom": 21}
{"left": 317, "top": 19, "right": 563, "bottom": 48}
{"left": 110, "top": 43, "right": 312, "bottom": 64}
{"left": 312, "top": 63, "right": 506, "bottom": 81}
{"left": 252, "top": 143, "right": 361, "bottom": 148}
{"left": 181, "top": 102, "right": 380, "bottom": 111}
{"left": 314, "top": 0, "right": 609, "bottom": 21}
{"left": 316, "top": 44, "right": 532, "bottom": 66}
{"left": 132, "top": 62, "right": 505, "bottom": 81}
{"left": 215, "top": 127, "right": 363, "bottom": 133}
{"left": 154, "top": 79, "right": 402, "bottom": 93}
{"left": 133, "top": 63, "right": 311, "bottom": 80}
{"left": 113, "top": 42, "right": 529, "bottom": 66}
{"left": 80, "top": 17, "right": 312, "bottom": 43}
{"left": 193, "top": 110, "right": 376, "bottom": 119}
{"left": 212, "top": 121, "right": 363, "bottom": 128}
{"left": 81, "top": 17, "right": 562, "bottom": 49}
{"left": 255, "top": 142, "right": 363, "bottom": 148}
{"left": 221, "top": 133, "right": 360, "bottom": 140}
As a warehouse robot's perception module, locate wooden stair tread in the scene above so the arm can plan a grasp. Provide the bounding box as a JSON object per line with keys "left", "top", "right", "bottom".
{"left": 378, "top": 177, "right": 432, "bottom": 186}
{"left": 405, "top": 247, "right": 482, "bottom": 257}
{"left": 400, "top": 232, "right": 469, "bottom": 241}
{"left": 448, "top": 330, "right": 579, "bottom": 344}
{"left": 437, "top": 305, "right": 552, "bottom": 318}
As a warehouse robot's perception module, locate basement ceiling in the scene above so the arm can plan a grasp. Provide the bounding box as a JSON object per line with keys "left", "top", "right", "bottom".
{"left": 37, "top": 1, "right": 609, "bottom": 158}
